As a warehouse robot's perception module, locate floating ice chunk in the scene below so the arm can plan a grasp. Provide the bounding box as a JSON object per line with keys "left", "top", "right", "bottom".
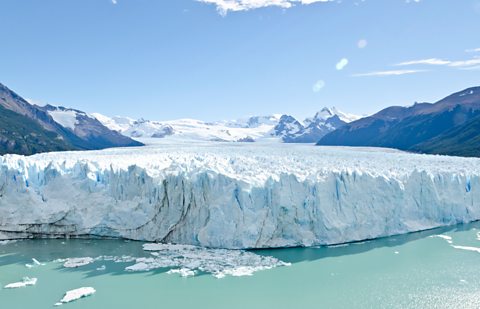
{"left": 214, "top": 266, "right": 272, "bottom": 278}
{"left": 167, "top": 268, "right": 195, "bottom": 277}
{"left": 55, "top": 287, "right": 96, "bottom": 306}
{"left": 429, "top": 235, "right": 453, "bottom": 244}
{"left": 4, "top": 277, "right": 37, "bottom": 289}
{"left": 125, "top": 262, "right": 151, "bottom": 272}
{"left": 143, "top": 243, "right": 196, "bottom": 251}
{"left": 55, "top": 255, "right": 135, "bottom": 268}
{"left": 103, "top": 255, "right": 136, "bottom": 263}
{"left": 327, "top": 244, "right": 349, "bottom": 248}
{"left": 451, "top": 245, "right": 480, "bottom": 253}
{"left": 0, "top": 240, "right": 17, "bottom": 245}
{"left": 213, "top": 272, "right": 226, "bottom": 279}
{"left": 63, "top": 257, "right": 95, "bottom": 268}
{"left": 125, "top": 243, "right": 290, "bottom": 278}
{"left": 25, "top": 258, "right": 45, "bottom": 268}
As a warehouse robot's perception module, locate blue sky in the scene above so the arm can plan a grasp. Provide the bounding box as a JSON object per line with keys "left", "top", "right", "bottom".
{"left": 1, "top": 0, "right": 480, "bottom": 120}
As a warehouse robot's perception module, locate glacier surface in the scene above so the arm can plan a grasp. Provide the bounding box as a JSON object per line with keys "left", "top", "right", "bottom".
{"left": 0, "top": 141, "right": 479, "bottom": 249}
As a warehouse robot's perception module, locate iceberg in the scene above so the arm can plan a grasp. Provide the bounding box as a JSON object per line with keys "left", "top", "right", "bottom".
{"left": 55, "top": 287, "right": 96, "bottom": 306}
{"left": 62, "top": 257, "right": 95, "bottom": 268}
{"left": 4, "top": 277, "right": 37, "bottom": 289}
{"left": 0, "top": 142, "right": 479, "bottom": 249}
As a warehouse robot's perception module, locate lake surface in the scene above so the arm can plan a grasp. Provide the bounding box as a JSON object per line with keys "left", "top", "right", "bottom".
{"left": 2, "top": 222, "right": 480, "bottom": 309}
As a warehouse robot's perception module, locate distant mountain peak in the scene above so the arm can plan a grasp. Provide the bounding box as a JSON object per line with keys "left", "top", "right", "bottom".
{"left": 306, "top": 106, "right": 360, "bottom": 124}
{"left": 0, "top": 82, "right": 142, "bottom": 155}
{"left": 312, "top": 107, "right": 335, "bottom": 120}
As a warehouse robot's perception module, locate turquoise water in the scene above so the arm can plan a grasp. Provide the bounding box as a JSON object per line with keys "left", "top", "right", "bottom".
{"left": 2, "top": 223, "right": 480, "bottom": 308}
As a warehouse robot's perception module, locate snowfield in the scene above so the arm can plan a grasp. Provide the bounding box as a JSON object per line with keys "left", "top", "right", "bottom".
{"left": 0, "top": 140, "right": 479, "bottom": 249}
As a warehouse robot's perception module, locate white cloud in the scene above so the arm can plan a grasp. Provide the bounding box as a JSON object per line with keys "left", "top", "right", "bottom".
{"left": 352, "top": 69, "right": 425, "bottom": 77}
{"left": 449, "top": 58, "right": 480, "bottom": 67}
{"left": 111, "top": 0, "right": 117, "bottom": 4}
{"left": 396, "top": 57, "right": 480, "bottom": 68}
{"left": 357, "top": 39, "right": 368, "bottom": 49}
{"left": 466, "top": 48, "right": 480, "bottom": 53}
{"left": 336, "top": 58, "right": 349, "bottom": 70}
{"left": 312, "top": 80, "right": 325, "bottom": 92}
{"left": 396, "top": 58, "right": 451, "bottom": 66}
{"left": 198, "top": 0, "right": 331, "bottom": 15}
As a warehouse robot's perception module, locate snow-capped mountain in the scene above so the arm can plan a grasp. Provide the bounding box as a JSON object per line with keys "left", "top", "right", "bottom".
{"left": 304, "top": 107, "right": 360, "bottom": 124}
{"left": 0, "top": 82, "right": 141, "bottom": 155}
{"left": 92, "top": 114, "right": 278, "bottom": 142}
{"left": 41, "top": 105, "right": 143, "bottom": 149}
{"left": 279, "top": 107, "right": 362, "bottom": 143}
{"left": 216, "top": 114, "right": 282, "bottom": 128}
{"left": 272, "top": 115, "right": 304, "bottom": 140}
{"left": 94, "top": 107, "right": 360, "bottom": 143}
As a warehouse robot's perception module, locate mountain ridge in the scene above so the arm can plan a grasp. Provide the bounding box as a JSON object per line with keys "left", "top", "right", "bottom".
{"left": 0, "top": 82, "right": 143, "bottom": 155}
{"left": 94, "top": 107, "right": 360, "bottom": 143}
{"left": 318, "top": 86, "right": 480, "bottom": 157}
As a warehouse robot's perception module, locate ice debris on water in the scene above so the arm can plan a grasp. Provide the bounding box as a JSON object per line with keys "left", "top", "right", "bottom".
{"left": 166, "top": 268, "right": 195, "bottom": 277}
{"left": 429, "top": 235, "right": 453, "bottom": 244}
{"left": 25, "top": 258, "right": 45, "bottom": 268}
{"left": 451, "top": 245, "right": 480, "bottom": 253}
{"left": 4, "top": 277, "right": 37, "bottom": 289}
{"left": 54, "top": 287, "right": 96, "bottom": 306}
{"left": 0, "top": 240, "right": 17, "bottom": 245}
{"left": 63, "top": 257, "right": 95, "bottom": 268}
{"left": 126, "top": 243, "right": 290, "bottom": 278}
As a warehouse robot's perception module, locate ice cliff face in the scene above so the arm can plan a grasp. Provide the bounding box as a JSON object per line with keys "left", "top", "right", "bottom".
{"left": 0, "top": 142, "right": 479, "bottom": 249}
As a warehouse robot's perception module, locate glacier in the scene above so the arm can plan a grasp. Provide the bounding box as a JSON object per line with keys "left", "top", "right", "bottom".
{"left": 0, "top": 140, "right": 479, "bottom": 249}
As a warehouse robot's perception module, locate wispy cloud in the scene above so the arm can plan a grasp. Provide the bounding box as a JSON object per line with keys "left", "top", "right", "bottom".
{"left": 395, "top": 58, "right": 451, "bottom": 66}
{"left": 449, "top": 58, "right": 480, "bottom": 67}
{"left": 396, "top": 56, "right": 480, "bottom": 68}
{"left": 111, "top": 0, "right": 117, "bottom": 4}
{"left": 466, "top": 48, "right": 480, "bottom": 53}
{"left": 352, "top": 69, "right": 426, "bottom": 77}
{"left": 198, "top": 0, "right": 331, "bottom": 15}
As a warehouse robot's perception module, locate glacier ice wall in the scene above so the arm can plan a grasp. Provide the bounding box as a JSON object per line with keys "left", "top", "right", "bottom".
{"left": 0, "top": 143, "right": 479, "bottom": 249}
